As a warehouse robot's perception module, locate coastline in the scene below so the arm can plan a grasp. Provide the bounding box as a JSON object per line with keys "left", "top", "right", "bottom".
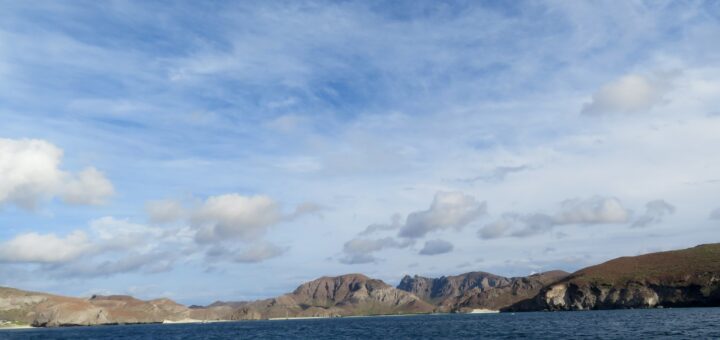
{"left": 162, "top": 319, "right": 232, "bottom": 324}
{"left": 469, "top": 309, "right": 500, "bottom": 314}
{"left": 0, "top": 325, "right": 34, "bottom": 330}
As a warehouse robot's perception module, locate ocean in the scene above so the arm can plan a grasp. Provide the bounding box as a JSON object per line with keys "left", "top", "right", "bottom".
{"left": 2, "top": 308, "right": 719, "bottom": 339}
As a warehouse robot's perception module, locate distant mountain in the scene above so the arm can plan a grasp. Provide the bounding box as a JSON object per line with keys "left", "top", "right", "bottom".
{"left": 229, "top": 274, "right": 434, "bottom": 319}
{"left": 3, "top": 243, "right": 720, "bottom": 327}
{"left": 506, "top": 244, "right": 720, "bottom": 311}
{"left": 0, "top": 288, "right": 227, "bottom": 327}
{"left": 397, "top": 271, "right": 568, "bottom": 312}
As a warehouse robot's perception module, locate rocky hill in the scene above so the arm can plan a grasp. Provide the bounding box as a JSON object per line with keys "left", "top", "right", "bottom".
{"left": 4, "top": 243, "right": 719, "bottom": 327}
{"left": 398, "top": 271, "right": 510, "bottom": 303}
{"left": 229, "top": 274, "right": 434, "bottom": 319}
{"left": 506, "top": 243, "right": 720, "bottom": 311}
{"left": 397, "top": 271, "right": 568, "bottom": 312}
{"left": 0, "top": 274, "right": 432, "bottom": 326}
{"left": 0, "top": 288, "right": 229, "bottom": 327}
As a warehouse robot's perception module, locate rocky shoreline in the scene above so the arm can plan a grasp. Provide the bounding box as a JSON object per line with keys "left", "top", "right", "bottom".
{"left": 2, "top": 243, "right": 719, "bottom": 327}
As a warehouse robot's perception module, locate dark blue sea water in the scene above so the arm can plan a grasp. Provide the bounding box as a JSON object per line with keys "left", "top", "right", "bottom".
{"left": 2, "top": 308, "right": 720, "bottom": 339}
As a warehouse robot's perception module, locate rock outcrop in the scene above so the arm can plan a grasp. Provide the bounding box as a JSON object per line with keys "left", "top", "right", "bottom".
{"left": 0, "top": 274, "right": 432, "bottom": 326}
{"left": 229, "top": 274, "right": 434, "bottom": 319}
{"left": 4, "top": 243, "right": 720, "bottom": 327}
{"left": 398, "top": 272, "right": 510, "bottom": 303}
{"left": 506, "top": 244, "right": 720, "bottom": 311}
{"left": 0, "top": 287, "right": 229, "bottom": 327}
{"left": 397, "top": 271, "right": 568, "bottom": 312}
{"left": 1, "top": 287, "right": 109, "bottom": 327}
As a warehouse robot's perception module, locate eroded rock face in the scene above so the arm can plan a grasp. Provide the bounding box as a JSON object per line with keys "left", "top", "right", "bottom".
{"left": 397, "top": 271, "right": 569, "bottom": 312}
{"left": 529, "top": 282, "right": 665, "bottom": 311}
{"left": 227, "top": 274, "right": 434, "bottom": 320}
{"left": 32, "top": 301, "right": 109, "bottom": 327}
{"left": 398, "top": 272, "right": 511, "bottom": 304}
{"left": 0, "top": 288, "right": 228, "bottom": 327}
{"left": 507, "top": 244, "right": 720, "bottom": 311}
{"left": 86, "top": 295, "right": 192, "bottom": 324}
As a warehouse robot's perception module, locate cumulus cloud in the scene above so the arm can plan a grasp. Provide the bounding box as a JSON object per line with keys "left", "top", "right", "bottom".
{"left": 581, "top": 73, "right": 675, "bottom": 115}
{"left": 89, "top": 216, "right": 166, "bottom": 251}
{"left": 340, "top": 191, "right": 484, "bottom": 263}
{"left": 631, "top": 200, "right": 676, "bottom": 228}
{"left": 0, "top": 231, "right": 92, "bottom": 263}
{"left": 339, "top": 237, "right": 412, "bottom": 265}
{"left": 478, "top": 219, "right": 514, "bottom": 239}
{"left": 419, "top": 239, "right": 454, "bottom": 255}
{"left": 145, "top": 199, "right": 187, "bottom": 224}
{"left": 60, "top": 167, "right": 114, "bottom": 205}
{"left": 191, "top": 194, "right": 284, "bottom": 243}
{"left": 0, "top": 138, "right": 114, "bottom": 209}
{"left": 358, "top": 214, "right": 402, "bottom": 236}
{"left": 0, "top": 216, "right": 189, "bottom": 277}
{"left": 49, "top": 251, "right": 177, "bottom": 278}
{"left": 508, "top": 213, "right": 557, "bottom": 238}
{"left": 339, "top": 253, "right": 377, "bottom": 265}
{"left": 479, "top": 196, "right": 632, "bottom": 239}
{"left": 233, "top": 243, "right": 287, "bottom": 263}
{"left": 343, "top": 237, "right": 410, "bottom": 254}
{"left": 398, "top": 191, "right": 487, "bottom": 238}
{"left": 145, "top": 193, "right": 317, "bottom": 245}
{"left": 555, "top": 196, "right": 631, "bottom": 225}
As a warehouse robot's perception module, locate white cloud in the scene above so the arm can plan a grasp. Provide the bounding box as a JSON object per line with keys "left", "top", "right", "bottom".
{"left": 0, "top": 216, "right": 190, "bottom": 278}
{"left": 184, "top": 193, "right": 320, "bottom": 244}
{"left": 339, "top": 236, "right": 412, "bottom": 265}
{"left": 398, "top": 191, "right": 487, "bottom": 238}
{"left": 631, "top": 199, "right": 675, "bottom": 228}
{"left": 555, "top": 196, "right": 631, "bottom": 225}
{"left": 358, "top": 214, "right": 402, "bottom": 236}
{"left": 192, "top": 194, "right": 284, "bottom": 243}
{"left": 145, "top": 199, "right": 186, "bottom": 224}
{"left": 0, "top": 138, "right": 113, "bottom": 209}
{"left": 140, "top": 193, "right": 320, "bottom": 264}
{"left": 478, "top": 219, "right": 514, "bottom": 239}
{"left": 0, "top": 231, "right": 92, "bottom": 263}
{"left": 581, "top": 73, "right": 675, "bottom": 115}
{"left": 339, "top": 253, "right": 377, "bottom": 265}
{"left": 339, "top": 191, "right": 485, "bottom": 263}
{"left": 233, "top": 243, "right": 287, "bottom": 263}
{"left": 508, "top": 213, "right": 557, "bottom": 238}
{"left": 479, "top": 196, "right": 632, "bottom": 239}
{"left": 52, "top": 251, "right": 176, "bottom": 278}
{"left": 343, "top": 237, "right": 406, "bottom": 254}
{"left": 89, "top": 216, "right": 166, "bottom": 251}
{"left": 60, "top": 167, "right": 114, "bottom": 205}
{"left": 418, "top": 239, "right": 454, "bottom": 256}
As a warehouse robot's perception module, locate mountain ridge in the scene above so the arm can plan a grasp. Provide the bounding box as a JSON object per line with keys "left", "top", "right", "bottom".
{"left": 397, "top": 270, "right": 569, "bottom": 312}
{"left": 3, "top": 243, "right": 720, "bottom": 327}
{"left": 505, "top": 243, "right": 720, "bottom": 311}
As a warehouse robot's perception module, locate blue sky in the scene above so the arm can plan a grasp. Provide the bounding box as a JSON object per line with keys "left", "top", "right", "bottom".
{"left": 1, "top": 1, "right": 720, "bottom": 305}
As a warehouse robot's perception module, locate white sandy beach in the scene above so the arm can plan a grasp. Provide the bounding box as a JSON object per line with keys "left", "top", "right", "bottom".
{"left": 469, "top": 309, "right": 499, "bottom": 314}
{"left": 162, "top": 319, "right": 232, "bottom": 324}
{"left": 0, "top": 325, "right": 34, "bottom": 330}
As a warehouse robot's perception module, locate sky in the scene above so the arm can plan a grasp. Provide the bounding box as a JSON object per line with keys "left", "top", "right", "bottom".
{"left": 1, "top": 0, "right": 719, "bottom": 305}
